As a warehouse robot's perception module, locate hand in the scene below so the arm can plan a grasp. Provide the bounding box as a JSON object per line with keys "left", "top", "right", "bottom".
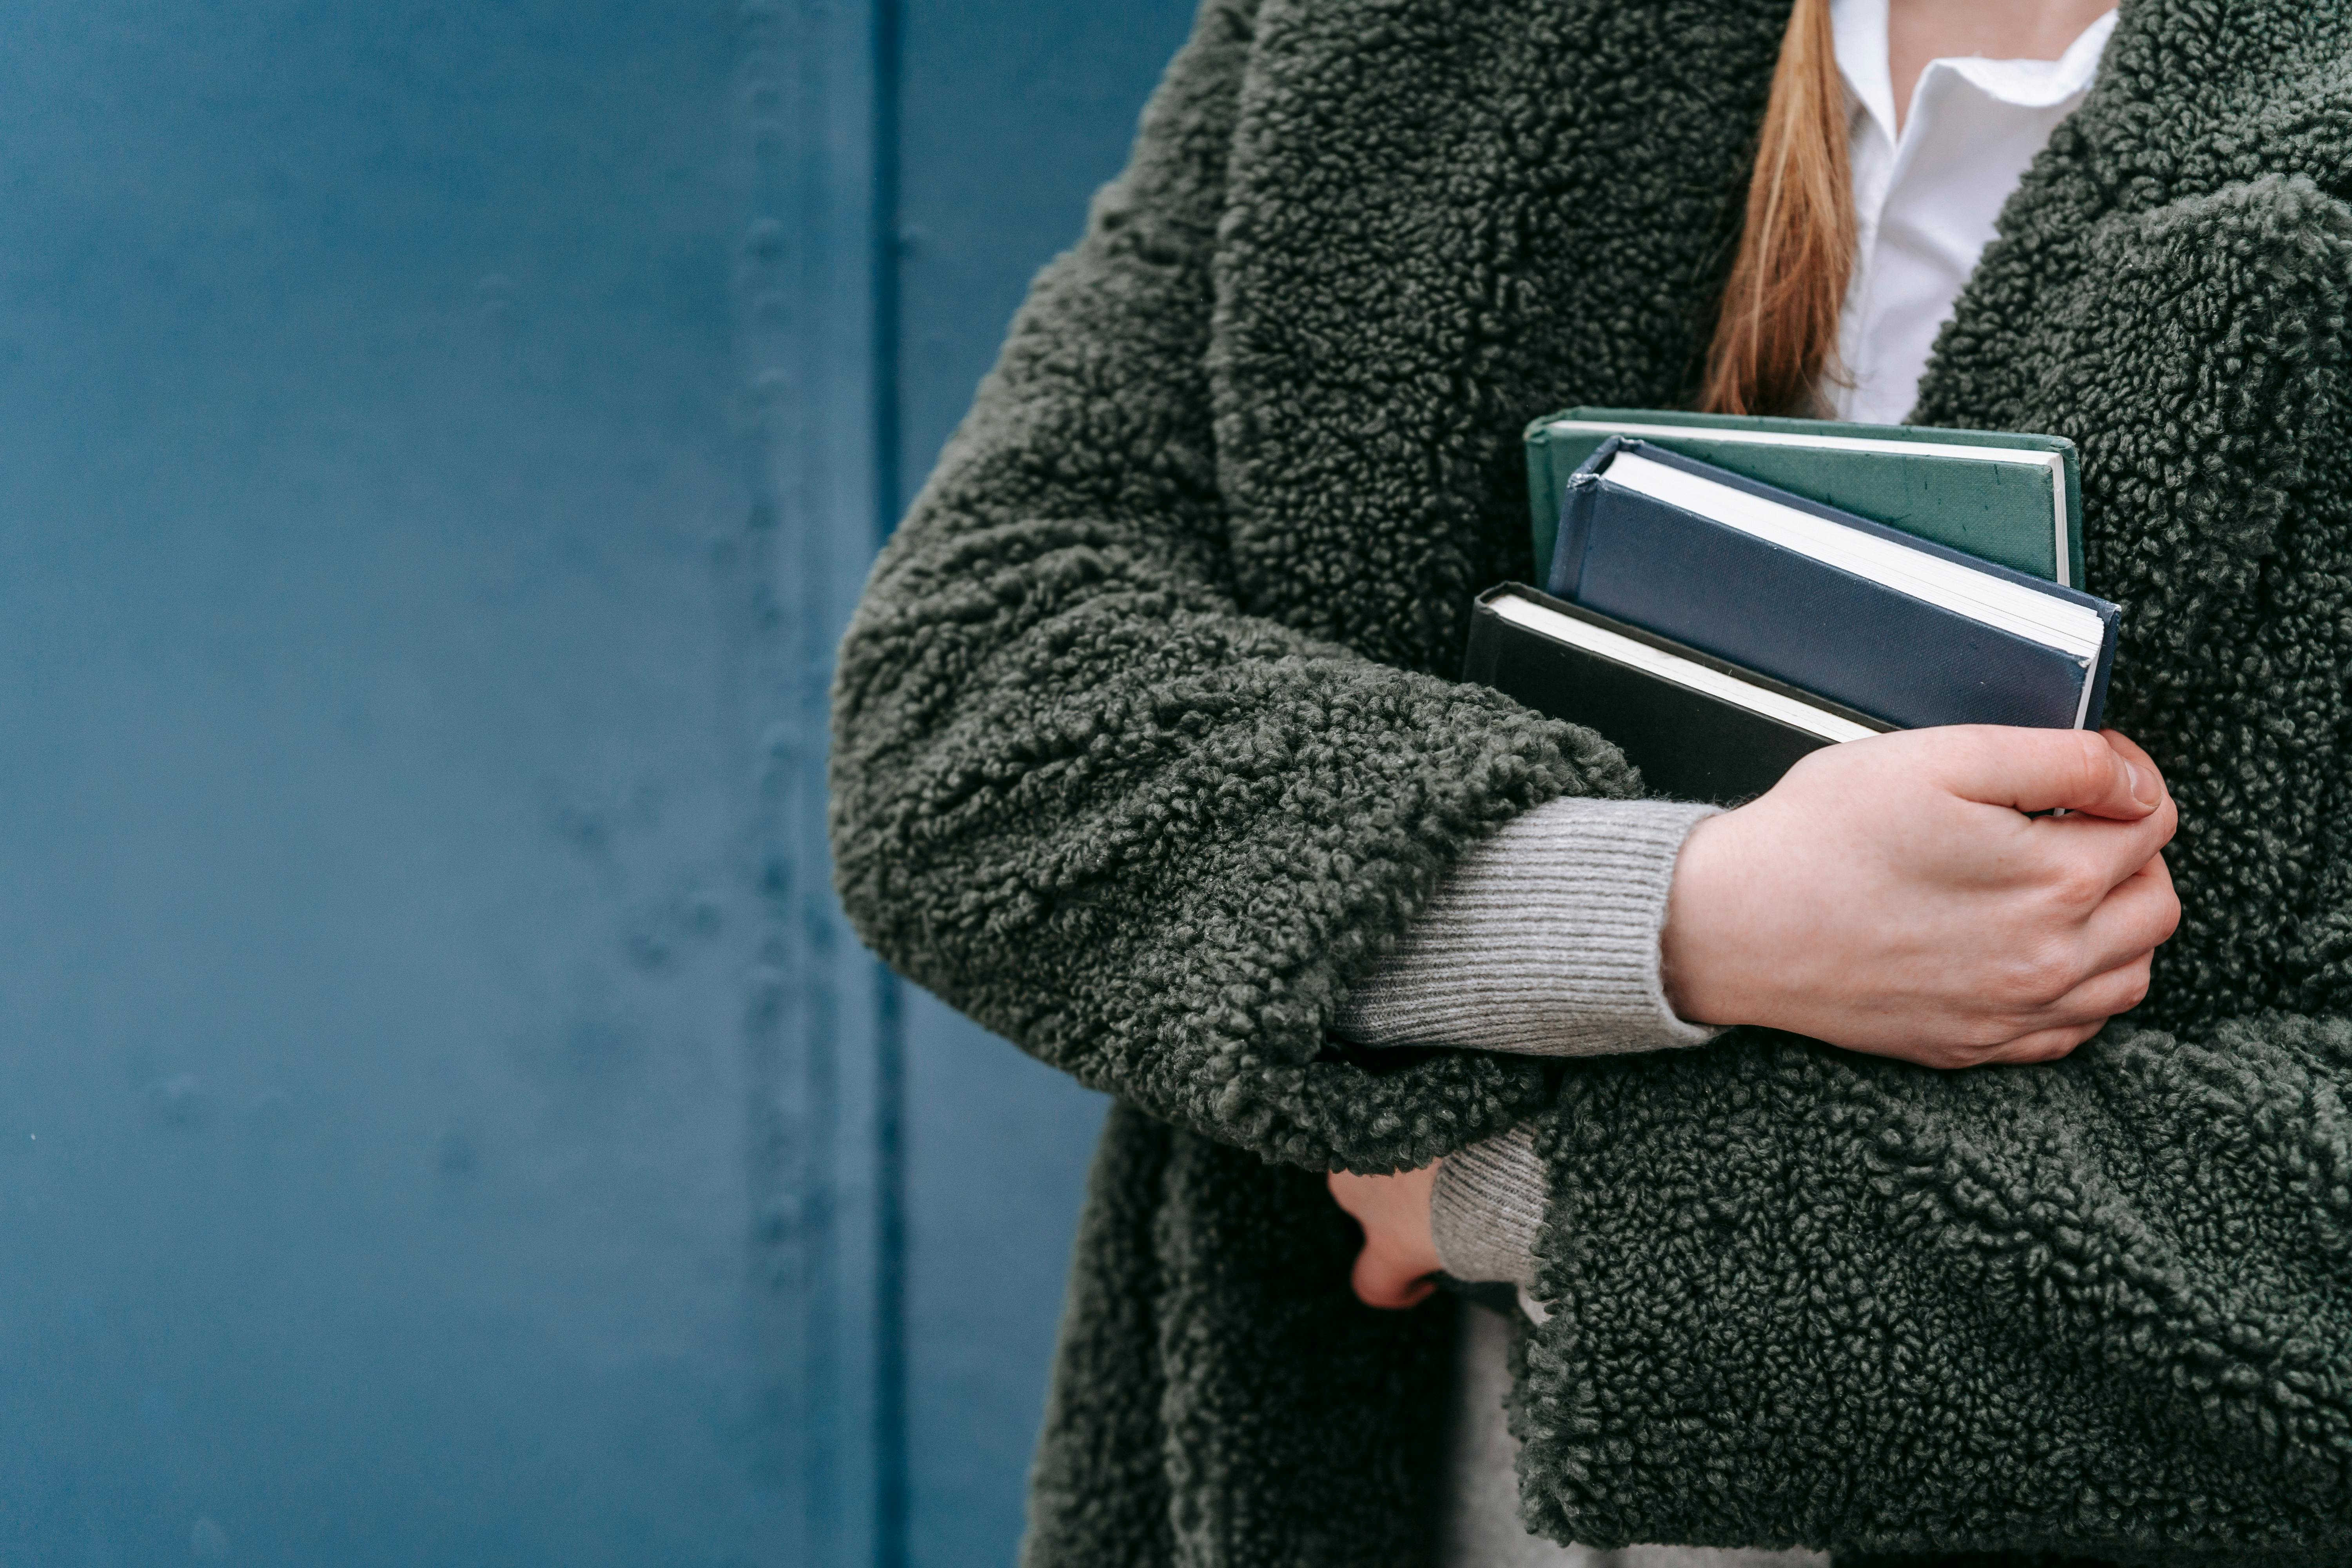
{"left": 1327, "top": 1164, "right": 1441, "bottom": 1308}
{"left": 1661, "top": 726, "right": 2180, "bottom": 1067}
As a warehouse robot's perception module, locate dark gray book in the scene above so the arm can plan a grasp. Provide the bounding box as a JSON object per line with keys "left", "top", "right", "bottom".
{"left": 1465, "top": 584, "right": 1889, "bottom": 807}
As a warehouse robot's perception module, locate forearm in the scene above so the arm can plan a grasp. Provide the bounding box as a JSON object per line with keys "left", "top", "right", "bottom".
{"left": 1429, "top": 1123, "right": 1546, "bottom": 1290}
{"left": 1333, "top": 795, "right": 1726, "bottom": 1291}
{"left": 1342, "top": 794, "right": 1720, "bottom": 1293}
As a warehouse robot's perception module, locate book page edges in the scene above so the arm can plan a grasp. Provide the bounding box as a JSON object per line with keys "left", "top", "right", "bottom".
{"left": 1489, "top": 593, "right": 1878, "bottom": 745}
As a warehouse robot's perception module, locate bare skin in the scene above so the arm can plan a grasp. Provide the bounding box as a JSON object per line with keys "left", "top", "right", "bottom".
{"left": 1889, "top": 0, "right": 2118, "bottom": 132}
{"left": 1663, "top": 726, "right": 2176, "bottom": 1063}
{"left": 1333, "top": 726, "right": 2178, "bottom": 1309}
{"left": 1334, "top": 1, "right": 2143, "bottom": 1313}
{"left": 1330, "top": 1163, "right": 1443, "bottom": 1310}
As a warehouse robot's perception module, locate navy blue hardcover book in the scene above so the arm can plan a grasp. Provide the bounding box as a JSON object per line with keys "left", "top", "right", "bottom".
{"left": 1542, "top": 438, "right": 2120, "bottom": 731}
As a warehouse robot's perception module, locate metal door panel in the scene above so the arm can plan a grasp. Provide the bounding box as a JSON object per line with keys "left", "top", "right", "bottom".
{"left": 0, "top": 1, "right": 1198, "bottom": 1561}
{"left": 896, "top": 4, "right": 1198, "bottom": 1563}
{"left": 0, "top": 5, "right": 791, "bottom": 1563}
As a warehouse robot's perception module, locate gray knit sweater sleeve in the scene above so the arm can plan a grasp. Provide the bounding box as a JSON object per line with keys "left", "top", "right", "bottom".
{"left": 1333, "top": 795, "right": 1722, "bottom": 1055}
{"left": 1430, "top": 1123, "right": 1548, "bottom": 1289}
{"left": 1340, "top": 795, "right": 1723, "bottom": 1289}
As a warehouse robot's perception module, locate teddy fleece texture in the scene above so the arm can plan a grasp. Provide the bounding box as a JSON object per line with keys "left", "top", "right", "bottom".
{"left": 827, "top": 0, "right": 2352, "bottom": 1562}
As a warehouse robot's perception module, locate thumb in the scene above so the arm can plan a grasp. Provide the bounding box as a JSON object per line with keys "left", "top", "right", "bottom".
{"left": 1928, "top": 726, "right": 2161, "bottom": 820}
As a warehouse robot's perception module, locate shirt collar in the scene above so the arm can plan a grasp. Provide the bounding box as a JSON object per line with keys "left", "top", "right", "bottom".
{"left": 1831, "top": 0, "right": 2118, "bottom": 149}
{"left": 1831, "top": 0, "right": 1899, "bottom": 151}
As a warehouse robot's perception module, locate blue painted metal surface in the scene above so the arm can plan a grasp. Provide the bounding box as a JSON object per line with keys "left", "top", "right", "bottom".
{"left": 734, "top": 3, "right": 891, "bottom": 1563}
{"left": 0, "top": 0, "right": 1189, "bottom": 1562}
{"left": 894, "top": 7, "right": 1197, "bottom": 1564}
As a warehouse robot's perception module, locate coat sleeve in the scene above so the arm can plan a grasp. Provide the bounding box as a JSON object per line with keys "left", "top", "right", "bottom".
{"left": 826, "top": 0, "right": 1635, "bottom": 1171}
{"left": 1514, "top": 1011, "right": 2352, "bottom": 1558}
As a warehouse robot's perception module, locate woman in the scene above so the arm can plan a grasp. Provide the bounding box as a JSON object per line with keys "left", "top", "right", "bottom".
{"left": 830, "top": 0, "right": 2352, "bottom": 1561}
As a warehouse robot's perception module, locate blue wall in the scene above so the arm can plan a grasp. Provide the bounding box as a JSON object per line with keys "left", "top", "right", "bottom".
{"left": 897, "top": 5, "right": 1195, "bottom": 1565}
{"left": 0, "top": 1, "right": 1191, "bottom": 1563}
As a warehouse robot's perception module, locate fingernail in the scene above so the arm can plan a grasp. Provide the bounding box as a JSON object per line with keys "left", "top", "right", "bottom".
{"left": 2127, "top": 762, "right": 2158, "bottom": 807}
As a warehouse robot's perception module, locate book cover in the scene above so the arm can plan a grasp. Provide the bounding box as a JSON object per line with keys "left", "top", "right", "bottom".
{"left": 1525, "top": 405, "right": 2083, "bottom": 586}
{"left": 1465, "top": 585, "right": 1888, "bottom": 807}
{"left": 1546, "top": 439, "right": 2119, "bottom": 731}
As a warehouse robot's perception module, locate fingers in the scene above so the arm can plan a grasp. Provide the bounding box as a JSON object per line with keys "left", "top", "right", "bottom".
{"left": 1989, "top": 861, "right": 2169, "bottom": 1042}
{"left": 2069, "top": 853, "right": 2180, "bottom": 973}
{"left": 2099, "top": 730, "right": 2172, "bottom": 812}
{"left": 1351, "top": 1246, "right": 1437, "bottom": 1310}
{"left": 2032, "top": 785, "right": 2178, "bottom": 897}
{"left": 1984, "top": 940, "right": 2158, "bottom": 1064}
{"left": 1987, "top": 1018, "right": 2107, "bottom": 1064}
{"left": 1979, "top": 964, "right": 2143, "bottom": 1064}
{"left": 1328, "top": 1167, "right": 1442, "bottom": 1310}
{"left": 2043, "top": 950, "right": 2155, "bottom": 1025}
{"left": 1927, "top": 726, "right": 2163, "bottom": 819}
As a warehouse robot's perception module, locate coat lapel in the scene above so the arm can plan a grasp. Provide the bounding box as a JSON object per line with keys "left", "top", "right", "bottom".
{"left": 1918, "top": 0, "right": 2352, "bottom": 1023}
{"left": 1212, "top": 0, "right": 1790, "bottom": 673}
{"left": 1213, "top": 0, "right": 2352, "bottom": 1016}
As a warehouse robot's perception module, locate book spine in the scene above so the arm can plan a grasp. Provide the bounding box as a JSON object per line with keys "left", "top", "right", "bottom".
{"left": 2082, "top": 606, "right": 2120, "bottom": 731}
{"left": 1544, "top": 436, "right": 1621, "bottom": 601}
{"left": 1462, "top": 596, "right": 1503, "bottom": 684}
{"left": 1524, "top": 426, "right": 1557, "bottom": 584}
{"left": 2063, "top": 463, "right": 2086, "bottom": 588}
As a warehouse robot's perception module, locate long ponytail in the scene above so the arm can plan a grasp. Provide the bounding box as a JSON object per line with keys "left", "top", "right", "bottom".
{"left": 1698, "top": 0, "right": 1855, "bottom": 417}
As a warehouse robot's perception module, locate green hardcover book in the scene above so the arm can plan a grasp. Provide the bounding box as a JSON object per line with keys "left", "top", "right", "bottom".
{"left": 1526, "top": 407, "right": 2083, "bottom": 587}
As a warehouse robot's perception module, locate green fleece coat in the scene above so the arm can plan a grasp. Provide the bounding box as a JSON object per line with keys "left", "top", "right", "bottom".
{"left": 829, "top": 0, "right": 2352, "bottom": 1561}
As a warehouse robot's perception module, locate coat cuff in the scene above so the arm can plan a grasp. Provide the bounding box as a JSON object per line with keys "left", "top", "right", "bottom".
{"left": 1334, "top": 795, "right": 1722, "bottom": 1055}
{"left": 1430, "top": 1123, "right": 1546, "bottom": 1289}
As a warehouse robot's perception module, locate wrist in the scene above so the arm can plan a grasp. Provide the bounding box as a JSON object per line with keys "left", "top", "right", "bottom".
{"left": 1659, "top": 810, "right": 1761, "bottom": 1029}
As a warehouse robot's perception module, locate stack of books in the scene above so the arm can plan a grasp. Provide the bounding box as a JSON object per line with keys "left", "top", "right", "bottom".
{"left": 1474, "top": 408, "right": 2119, "bottom": 806}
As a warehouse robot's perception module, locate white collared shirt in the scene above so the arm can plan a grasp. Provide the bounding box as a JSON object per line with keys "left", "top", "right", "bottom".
{"left": 1827, "top": 0, "right": 2118, "bottom": 425}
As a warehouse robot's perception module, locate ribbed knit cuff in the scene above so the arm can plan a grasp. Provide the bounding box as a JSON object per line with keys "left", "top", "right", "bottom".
{"left": 1431, "top": 1124, "right": 1546, "bottom": 1289}
{"left": 1334, "top": 795, "right": 1723, "bottom": 1055}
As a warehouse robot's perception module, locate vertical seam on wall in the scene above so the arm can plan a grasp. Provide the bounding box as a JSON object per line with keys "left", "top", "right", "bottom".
{"left": 736, "top": 1, "right": 853, "bottom": 1557}
{"left": 869, "top": 0, "right": 909, "bottom": 1561}
{"left": 737, "top": 1, "right": 897, "bottom": 1559}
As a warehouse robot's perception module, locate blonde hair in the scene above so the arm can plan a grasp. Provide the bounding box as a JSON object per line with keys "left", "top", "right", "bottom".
{"left": 1698, "top": 0, "right": 1856, "bottom": 417}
